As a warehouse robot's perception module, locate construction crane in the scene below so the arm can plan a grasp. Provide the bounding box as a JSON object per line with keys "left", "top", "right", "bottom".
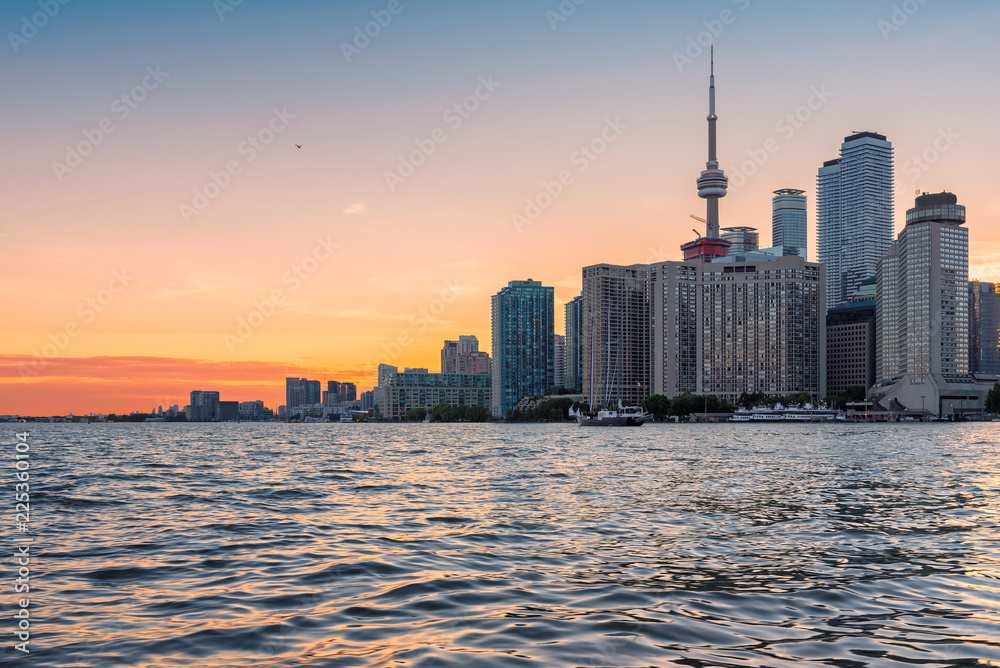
{"left": 690, "top": 214, "right": 708, "bottom": 238}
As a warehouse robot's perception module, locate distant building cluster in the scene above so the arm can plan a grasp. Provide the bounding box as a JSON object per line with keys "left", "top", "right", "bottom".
{"left": 373, "top": 335, "right": 493, "bottom": 420}
{"left": 452, "top": 56, "right": 997, "bottom": 420}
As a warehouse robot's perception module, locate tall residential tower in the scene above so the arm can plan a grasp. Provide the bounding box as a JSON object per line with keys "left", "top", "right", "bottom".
{"left": 772, "top": 189, "right": 807, "bottom": 258}
{"left": 817, "top": 132, "right": 895, "bottom": 308}
{"left": 490, "top": 280, "right": 555, "bottom": 418}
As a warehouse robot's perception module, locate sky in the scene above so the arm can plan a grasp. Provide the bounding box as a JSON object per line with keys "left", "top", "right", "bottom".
{"left": 2, "top": 0, "right": 1000, "bottom": 415}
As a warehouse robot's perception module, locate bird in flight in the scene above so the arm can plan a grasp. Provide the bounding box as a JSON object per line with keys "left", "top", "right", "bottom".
{"left": 295, "top": 144, "right": 302, "bottom": 149}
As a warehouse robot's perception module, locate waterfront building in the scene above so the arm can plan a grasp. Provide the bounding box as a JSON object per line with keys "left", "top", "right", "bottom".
{"left": 969, "top": 280, "right": 1000, "bottom": 374}
{"left": 564, "top": 295, "right": 583, "bottom": 391}
{"left": 872, "top": 192, "right": 995, "bottom": 415}
{"left": 285, "top": 378, "right": 306, "bottom": 410}
{"left": 360, "top": 390, "right": 375, "bottom": 412}
{"left": 188, "top": 390, "right": 220, "bottom": 422}
{"left": 720, "top": 227, "right": 759, "bottom": 253}
{"left": 376, "top": 370, "right": 492, "bottom": 421}
{"left": 304, "top": 380, "right": 322, "bottom": 405}
{"left": 826, "top": 299, "right": 876, "bottom": 396}
{"left": 581, "top": 264, "right": 651, "bottom": 408}
{"left": 553, "top": 334, "right": 566, "bottom": 391}
{"left": 239, "top": 400, "right": 274, "bottom": 421}
{"left": 817, "top": 132, "right": 895, "bottom": 308}
{"left": 341, "top": 382, "right": 357, "bottom": 402}
{"left": 771, "top": 189, "right": 807, "bottom": 258}
{"left": 491, "top": 279, "right": 555, "bottom": 418}
{"left": 219, "top": 401, "right": 239, "bottom": 422}
{"left": 651, "top": 252, "right": 825, "bottom": 403}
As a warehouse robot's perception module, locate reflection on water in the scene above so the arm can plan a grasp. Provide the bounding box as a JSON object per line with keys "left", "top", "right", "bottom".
{"left": 26, "top": 423, "right": 1000, "bottom": 666}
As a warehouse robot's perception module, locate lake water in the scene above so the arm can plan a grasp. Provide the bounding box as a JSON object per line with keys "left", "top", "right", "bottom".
{"left": 17, "top": 422, "right": 1000, "bottom": 667}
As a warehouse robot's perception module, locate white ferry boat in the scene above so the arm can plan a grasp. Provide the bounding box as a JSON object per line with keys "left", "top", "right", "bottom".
{"left": 729, "top": 403, "right": 849, "bottom": 423}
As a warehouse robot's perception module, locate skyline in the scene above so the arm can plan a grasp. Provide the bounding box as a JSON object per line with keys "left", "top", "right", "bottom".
{"left": 4, "top": 0, "right": 1000, "bottom": 414}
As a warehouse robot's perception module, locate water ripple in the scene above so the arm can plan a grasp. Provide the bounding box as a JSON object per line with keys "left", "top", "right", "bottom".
{"left": 25, "top": 422, "right": 1000, "bottom": 666}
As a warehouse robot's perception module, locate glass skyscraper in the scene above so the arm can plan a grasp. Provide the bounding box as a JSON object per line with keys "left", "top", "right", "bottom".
{"left": 771, "top": 189, "right": 807, "bottom": 258}
{"left": 564, "top": 295, "right": 583, "bottom": 391}
{"left": 490, "top": 280, "right": 554, "bottom": 418}
{"left": 817, "top": 132, "right": 895, "bottom": 309}
{"left": 969, "top": 280, "right": 1000, "bottom": 375}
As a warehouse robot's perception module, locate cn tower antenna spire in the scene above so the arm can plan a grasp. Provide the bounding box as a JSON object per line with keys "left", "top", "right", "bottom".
{"left": 696, "top": 45, "right": 727, "bottom": 239}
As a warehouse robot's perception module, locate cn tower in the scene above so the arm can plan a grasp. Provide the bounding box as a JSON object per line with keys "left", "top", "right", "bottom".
{"left": 681, "top": 46, "right": 732, "bottom": 261}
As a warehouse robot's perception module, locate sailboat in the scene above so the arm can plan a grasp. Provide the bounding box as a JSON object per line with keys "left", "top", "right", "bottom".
{"left": 577, "top": 310, "right": 652, "bottom": 426}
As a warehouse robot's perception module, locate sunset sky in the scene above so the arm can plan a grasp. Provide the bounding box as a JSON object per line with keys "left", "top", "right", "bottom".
{"left": 3, "top": 0, "right": 1000, "bottom": 415}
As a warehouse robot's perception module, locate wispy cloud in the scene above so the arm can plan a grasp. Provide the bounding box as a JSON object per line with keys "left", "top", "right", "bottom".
{"left": 342, "top": 201, "right": 368, "bottom": 215}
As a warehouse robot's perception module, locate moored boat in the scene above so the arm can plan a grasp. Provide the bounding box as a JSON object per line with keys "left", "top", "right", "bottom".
{"left": 729, "top": 403, "right": 849, "bottom": 422}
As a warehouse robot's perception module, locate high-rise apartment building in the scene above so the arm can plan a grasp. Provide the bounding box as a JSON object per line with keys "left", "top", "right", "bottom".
{"left": 720, "top": 227, "right": 759, "bottom": 253}
{"left": 818, "top": 132, "right": 895, "bottom": 308}
{"left": 969, "top": 280, "right": 1000, "bottom": 375}
{"left": 582, "top": 264, "right": 651, "bottom": 408}
{"left": 872, "top": 192, "right": 994, "bottom": 416}
{"left": 285, "top": 378, "right": 306, "bottom": 410}
{"left": 553, "top": 334, "right": 566, "bottom": 391}
{"left": 564, "top": 295, "right": 583, "bottom": 391}
{"left": 188, "top": 390, "right": 220, "bottom": 422}
{"left": 442, "top": 336, "right": 489, "bottom": 374}
{"left": 772, "top": 189, "right": 807, "bottom": 258}
{"left": 651, "top": 253, "right": 825, "bottom": 402}
{"left": 491, "top": 279, "right": 554, "bottom": 418}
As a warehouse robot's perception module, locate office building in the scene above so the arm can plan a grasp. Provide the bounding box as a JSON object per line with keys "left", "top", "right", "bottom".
{"left": 721, "top": 227, "right": 759, "bottom": 253}
{"left": 872, "top": 192, "right": 994, "bottom": 415}
{"left": 772, "top": 189, "right": 807, "bottom": 258}
{"left": 377, "top": 370, "right": 492, "bottom": 421}
{"left": 285, "top": 378, "right": 305, "bottom": 410}
{"left": 826, "top": 298, "right": 876, "bottom": 396}
{"left": 817, "top": 132, "right": 895, "bottom": 308}
{"left": 969, "top": 280, "right": 1000, "bottom": 375}
{"left": 564, "top": 295, "right": 583, "bottom": 391}
{"left": 491, "top": 279, "right": 555, "bottom": 418}
{"left": 304, "top": 380, "right": 321, "bottom": 405}
{"left": 219, "top": 401, "right": 240, "bottom": 422}
{"left": 582, "top": 264, "right": 651, "bottom": 408}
